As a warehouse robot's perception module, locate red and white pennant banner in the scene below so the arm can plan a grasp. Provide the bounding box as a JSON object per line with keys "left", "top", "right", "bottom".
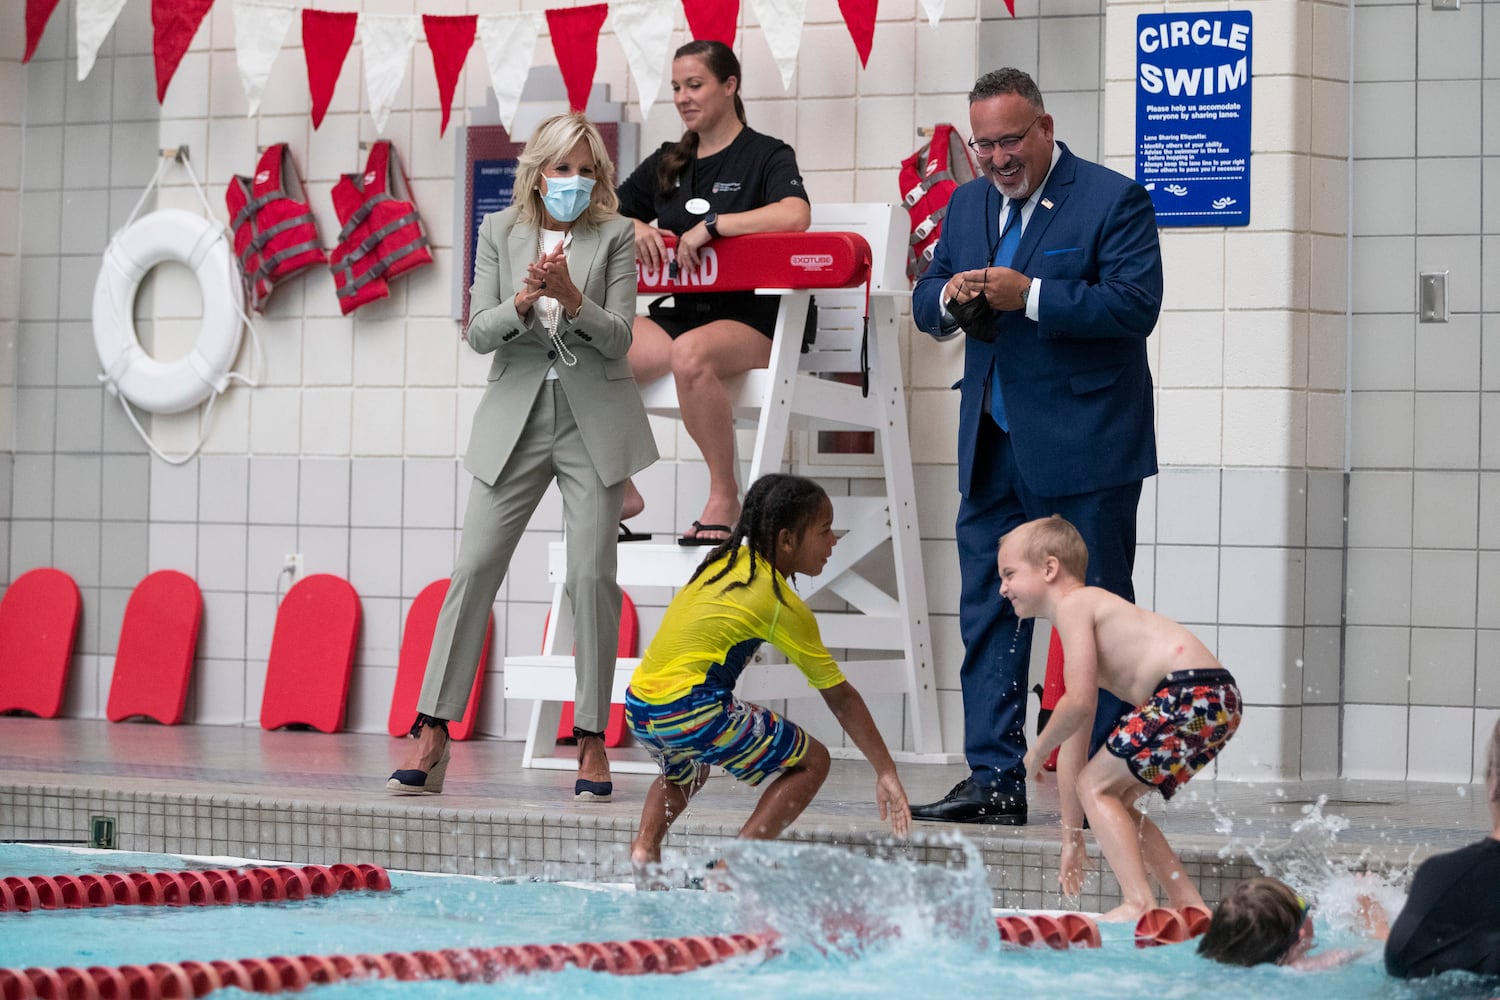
{"left": 26, "top": 0, "right": 896, "bottom": 133}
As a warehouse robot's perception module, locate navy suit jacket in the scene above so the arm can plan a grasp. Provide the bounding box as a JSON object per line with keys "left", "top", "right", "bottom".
{"left": 913, "top": 143, "right": 1163, "bottom": 499}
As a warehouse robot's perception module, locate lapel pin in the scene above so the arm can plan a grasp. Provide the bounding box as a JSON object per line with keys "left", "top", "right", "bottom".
{"left": 1041, "top": 198, "right": 1054, "bottom": 210}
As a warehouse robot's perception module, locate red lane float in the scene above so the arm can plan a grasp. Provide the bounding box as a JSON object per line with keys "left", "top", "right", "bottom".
{"left": 0, "top": 864, "right": 389, "bottom": 912}
{"left": 994, "top": 912, "right": 1101, "bottom": 950}
{"left": 0, "top": 933, "right": 777, "bottom": 1000}
{"left": 1134, "top": 905, "right": 1213, "bottom": 948}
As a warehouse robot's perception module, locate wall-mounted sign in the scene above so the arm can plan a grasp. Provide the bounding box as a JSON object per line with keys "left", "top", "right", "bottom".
{"left": 1135, "top": 11, "right": 1253, "bottom": 227}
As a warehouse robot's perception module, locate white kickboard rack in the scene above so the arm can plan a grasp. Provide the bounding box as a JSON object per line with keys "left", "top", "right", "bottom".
{"left": 504, "top": 203, "right": 953, "bottom": 770}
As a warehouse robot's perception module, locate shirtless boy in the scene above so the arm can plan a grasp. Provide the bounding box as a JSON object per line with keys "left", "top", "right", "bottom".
{"left": 1010, "top": 516, "right": 1242, "bottom": 922}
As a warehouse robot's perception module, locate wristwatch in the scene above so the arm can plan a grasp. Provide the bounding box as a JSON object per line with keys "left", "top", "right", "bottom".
{"left": 703, "top": 212, "right": 720, "bottom": 238}
{"left": 1019, "top": 276, "right": 1032, "bottom": 309}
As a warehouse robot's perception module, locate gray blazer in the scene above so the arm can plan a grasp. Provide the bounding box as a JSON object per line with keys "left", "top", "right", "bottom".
{"left": 464, "top": 206, "right": 658, "bottom": 487}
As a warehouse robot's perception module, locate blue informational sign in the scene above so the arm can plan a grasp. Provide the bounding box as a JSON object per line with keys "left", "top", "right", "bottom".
{"left": 467, "top": 159, "right": 518, "bottom": 292}
{"left": 1135, "top": 11, "right": 1253, "bottom": 227}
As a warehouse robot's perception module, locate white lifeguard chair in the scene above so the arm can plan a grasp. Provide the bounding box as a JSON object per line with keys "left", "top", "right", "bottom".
{"left": 503, "top": 204, "right": 954, "bottom": 771}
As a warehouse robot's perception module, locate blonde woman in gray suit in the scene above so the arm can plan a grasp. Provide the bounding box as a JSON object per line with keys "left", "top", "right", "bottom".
{"left": 387, "top": 113, "right": 657, "bottom": 801}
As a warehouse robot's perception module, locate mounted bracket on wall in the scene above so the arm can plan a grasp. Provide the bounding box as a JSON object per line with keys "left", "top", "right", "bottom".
{"left": 1419, "top": 270, "right": 1449, "bottom": 323}
{"left": 1432, "top": 0, "right": 1459, "bottom": 10}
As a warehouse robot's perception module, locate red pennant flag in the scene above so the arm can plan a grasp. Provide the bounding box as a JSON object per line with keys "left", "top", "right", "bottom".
{"left": 837, "top": 0, "right": 878, "bottom": 67}
{"left": 152, "top": 0, "right": 215, "bottom": 101}
{"left": 24, "top": 0, "right": 63, "bottom": 62}
{"left": 682, "top": 0, "right": 738, "bottom": 47}
{"left": 302, "top": 9, "right": 359, "bottom": 130}
{"left": 546, "top": 4, "right": 609, "bottom": 113}
{"left": 424, "top": 14, "right": 477, "bottom": 137}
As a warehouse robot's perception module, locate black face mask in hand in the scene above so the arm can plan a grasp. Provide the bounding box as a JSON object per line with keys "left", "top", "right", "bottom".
{"left": 949, "top": 291, "right": 996, "bottom": 343}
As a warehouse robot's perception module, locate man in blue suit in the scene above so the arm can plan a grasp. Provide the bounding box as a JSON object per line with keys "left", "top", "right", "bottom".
{"left": 910, "top": 68, "right": 1163, "bottom": 825}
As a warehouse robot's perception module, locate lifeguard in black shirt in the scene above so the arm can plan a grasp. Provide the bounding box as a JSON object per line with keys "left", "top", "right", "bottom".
{"left": 616, "top": 40, "right": 811, "bottom": 546}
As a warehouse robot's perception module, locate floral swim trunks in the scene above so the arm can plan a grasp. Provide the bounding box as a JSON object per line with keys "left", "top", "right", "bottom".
{"left": 1104, "top": 667, "right": 1242, "bottom": 800}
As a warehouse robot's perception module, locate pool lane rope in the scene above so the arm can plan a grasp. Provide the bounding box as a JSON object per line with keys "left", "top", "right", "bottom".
{"left": 994, "top": 912, "right": 1101, "bottom": 949}
{"left": 0, "top": 864, "right": 389, "bottom": 912}
{"left": 0, "top": 932, "right": 776, "bottom": 999}
{"left": 1133, "top": 905, "right": 1213, "bottom": 947}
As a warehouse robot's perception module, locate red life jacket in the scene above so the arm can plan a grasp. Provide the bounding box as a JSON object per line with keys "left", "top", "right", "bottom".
{"left": 225, "top": 143, "right": 326, "bottom": 312}
{"left": 899, "top": 124, "right": 978, "bottom": 283}
{"left": 328, "top": 140, "right": 432, "bottom": 315}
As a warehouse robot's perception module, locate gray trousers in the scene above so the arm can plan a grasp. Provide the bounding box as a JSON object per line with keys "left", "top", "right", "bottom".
{"left": 417, "top": 380, "right": 625, "bottom": 732}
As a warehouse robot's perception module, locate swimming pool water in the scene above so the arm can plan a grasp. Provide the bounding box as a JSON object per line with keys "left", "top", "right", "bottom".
{"left": 2, "top": 841, "right": 1496, "bottom": 999}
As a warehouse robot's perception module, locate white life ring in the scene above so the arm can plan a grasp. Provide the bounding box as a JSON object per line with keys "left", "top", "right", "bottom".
{"left": 92, "top": 209, "right": 244, "bottom": 415}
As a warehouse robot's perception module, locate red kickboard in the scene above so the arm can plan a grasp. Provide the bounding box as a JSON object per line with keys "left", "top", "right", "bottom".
{"left": 260, "top": 574, "right": 361, "bottom": 733}
{"left": 106, "top": 571, "right": 203, "bottom": 725}
{"left": 0, "top": 568, "right": 81, "bottom": 718}
{"left": 387, "top": 579, "right": 489, "bottom": 741}
{"left": 551, "top": 591, "right": 637, "bottom": 748}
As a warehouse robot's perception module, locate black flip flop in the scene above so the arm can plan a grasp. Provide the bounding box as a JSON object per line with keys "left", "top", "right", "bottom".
{"left": 618, "top": 522, "right": 652, "bottom": 542}
{"left": 677, "top": 521, "right": 733, "bottom": 547}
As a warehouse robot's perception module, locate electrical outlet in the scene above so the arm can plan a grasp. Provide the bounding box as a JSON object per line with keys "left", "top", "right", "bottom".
{"left": 284, "top": 553, "right": 304, "bottom": 584}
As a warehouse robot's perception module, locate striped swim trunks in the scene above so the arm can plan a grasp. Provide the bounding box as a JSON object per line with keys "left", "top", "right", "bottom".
{"left": 624, "top": 686, "right": 810, "bottom": 787}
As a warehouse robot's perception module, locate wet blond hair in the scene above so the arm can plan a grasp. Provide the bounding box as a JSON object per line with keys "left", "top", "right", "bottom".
{"left": 1001, "top": 515, "right": 1088, "bottom": 582}
{"left": 1197, "top": 876, "right": 1304, "bottom": 967}
{"left": 513, "top": 112, "right": 620, "bottom": 228}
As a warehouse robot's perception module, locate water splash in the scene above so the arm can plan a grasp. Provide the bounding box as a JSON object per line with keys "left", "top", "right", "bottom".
{"left": 1213, "top": 794, "right": 1411, "bottom": 938}
{"left": 701, "top": 836, "right": 998, "bottom": 959}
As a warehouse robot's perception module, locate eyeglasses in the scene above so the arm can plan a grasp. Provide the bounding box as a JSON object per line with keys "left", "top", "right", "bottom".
{"left": 968, "top": 115, "right": 1042, "bottom": 156}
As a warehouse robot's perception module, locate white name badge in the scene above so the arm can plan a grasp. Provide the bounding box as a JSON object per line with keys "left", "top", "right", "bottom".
{"left": 684, "top": 197, "right": 710, "bottom": 215}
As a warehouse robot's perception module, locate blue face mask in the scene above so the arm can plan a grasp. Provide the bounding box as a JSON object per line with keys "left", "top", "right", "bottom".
{"left": 540, "top": 175, "right": 595, "bottom": 224}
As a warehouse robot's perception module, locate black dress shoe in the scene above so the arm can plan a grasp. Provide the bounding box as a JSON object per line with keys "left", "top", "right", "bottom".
{"left": 909, "top": 778, "right": 1027, "bottom": 825}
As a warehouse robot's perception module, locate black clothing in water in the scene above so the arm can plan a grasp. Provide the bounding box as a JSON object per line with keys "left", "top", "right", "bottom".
{"left": 1384, "top": 837, "right": 1500, "bottom": 979}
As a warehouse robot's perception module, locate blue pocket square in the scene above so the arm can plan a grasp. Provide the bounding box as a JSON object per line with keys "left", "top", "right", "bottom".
{"left": 1043, "top": 247, "right": 1082, "bottom": 256}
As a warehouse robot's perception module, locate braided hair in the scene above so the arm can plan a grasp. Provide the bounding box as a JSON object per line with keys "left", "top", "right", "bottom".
{"left": 656, "top": 40, "right": 748, "bottom": 197}
{"left": 688, "top": 473, "right": 829, "bottom": 606}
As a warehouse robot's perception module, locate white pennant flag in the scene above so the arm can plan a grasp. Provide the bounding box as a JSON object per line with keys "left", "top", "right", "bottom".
{"left": 360, "top": 13, "right": 421, "bottom": 134}
{"left": 477, "top": 13, "right": 542, "bottom": 135}
{"left": 75, "top": 0, "right": 129, "bottom": 81}
{"left": 748, "top": 0, "right": 808, "bottom": 90}
{"left": 607, "top": 0, "right": 674, "bottom": 122}
{"left": 232, "top": 0, "right": 296, "bottom": 117}
{"left": 920, "top": 0, "right": 946, "bottom": 26}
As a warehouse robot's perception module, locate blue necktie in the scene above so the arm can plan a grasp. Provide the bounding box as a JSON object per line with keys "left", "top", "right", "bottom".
{"left": 988, "top": 200, "right": 1023, "bottom": 430}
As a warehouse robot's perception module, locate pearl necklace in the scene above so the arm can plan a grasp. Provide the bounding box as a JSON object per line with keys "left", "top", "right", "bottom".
{"left": 537, "top": 228, "right": 577, "bottom": 368}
